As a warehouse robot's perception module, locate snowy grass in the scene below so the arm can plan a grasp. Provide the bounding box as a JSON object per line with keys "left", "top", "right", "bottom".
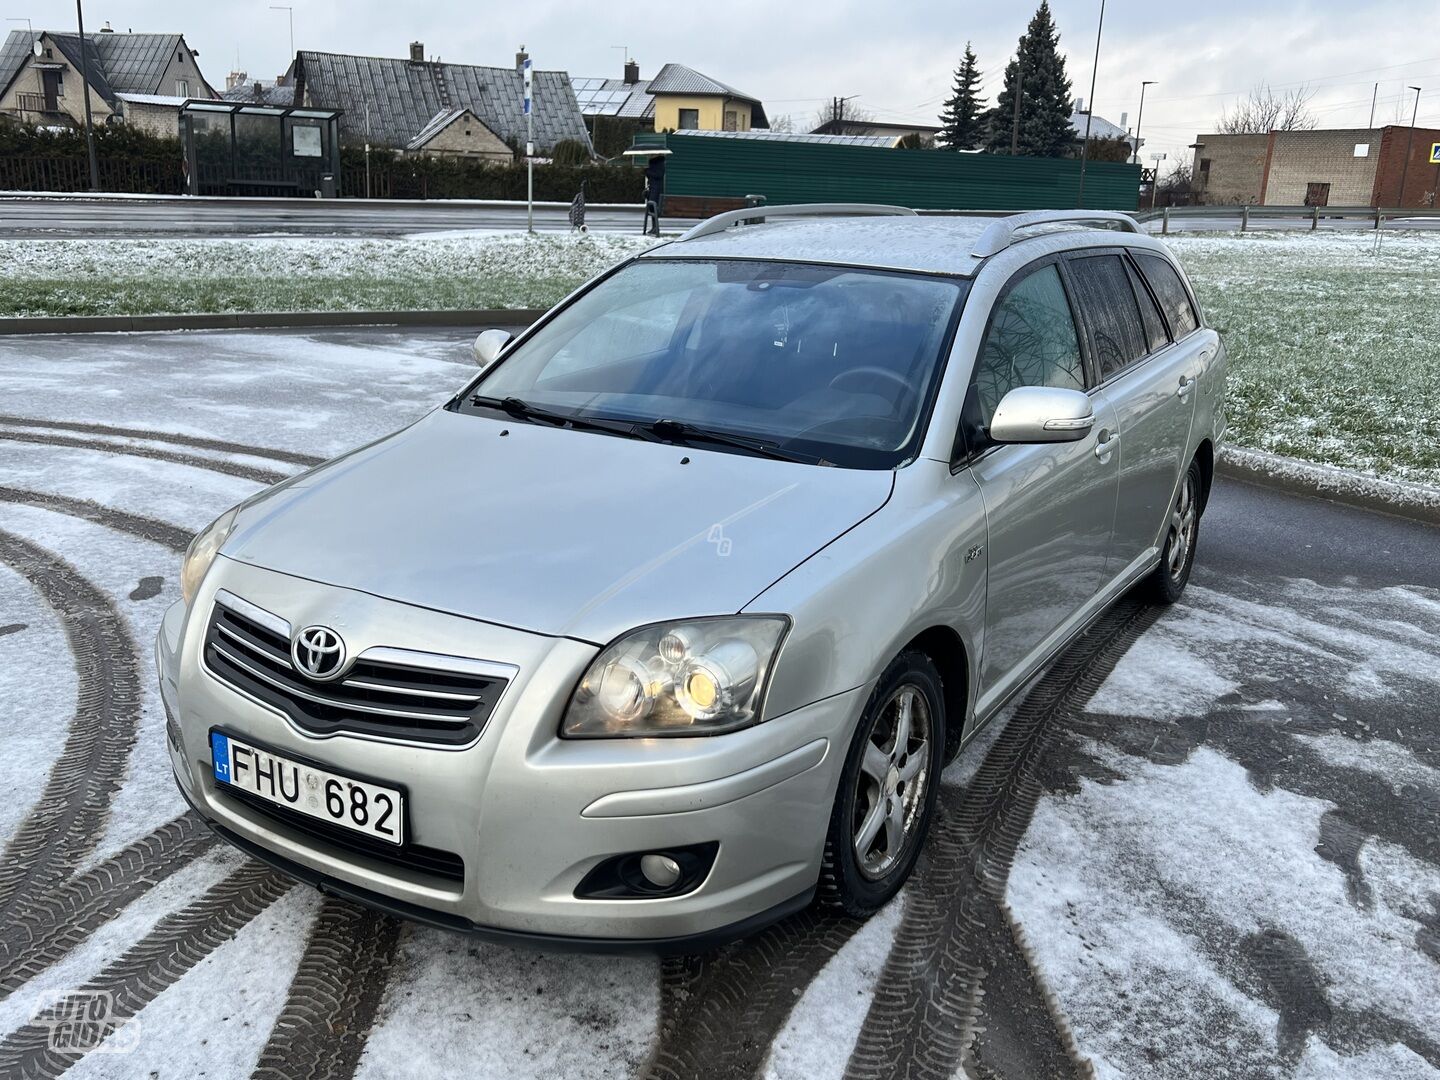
{"left": 1164, "top": 231, "right": 1440, "bottom": 487}
{"left": 0, "top": 233, "right": 655, "bottom": 318}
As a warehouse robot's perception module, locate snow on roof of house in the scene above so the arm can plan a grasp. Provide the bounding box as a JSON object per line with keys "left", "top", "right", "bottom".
{"left": 0, "top": 29, "right": 199, "bottom": 105}
{"left": 1070, "top": 109, "right": 1132, "bottom": 143}
{"left": 295, "top": 49, "right": 590, "bottom": 153}
{"left": 671, "top": 128, "right": 896, "bottom": 148}
{"left": 115, "top": 92, "right": 188, "bottom": 106}
{"left": 405, "top": 107, "right": 504, "bottom": 150}
{"left": 222, "top": 80, "right": 298, "bottom": 107}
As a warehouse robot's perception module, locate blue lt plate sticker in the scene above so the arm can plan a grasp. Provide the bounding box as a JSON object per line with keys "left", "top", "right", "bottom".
{"left": 211, "top": 732, "right": 232, "bottom": 783}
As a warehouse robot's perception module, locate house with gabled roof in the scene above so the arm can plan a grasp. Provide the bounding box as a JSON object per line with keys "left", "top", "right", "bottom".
{"left": 0, "top": 26, "right": 216, "bottom": 128}
{"left": 571, "top": 59, "right": 768, "bottom": 133}
{"left": 290, "top": 42, "right": 590, "bottom": 157}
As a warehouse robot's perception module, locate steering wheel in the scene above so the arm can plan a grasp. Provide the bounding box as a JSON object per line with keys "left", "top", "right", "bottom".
{"left": 828, "top": 366, "right": 913, "bottom": 400}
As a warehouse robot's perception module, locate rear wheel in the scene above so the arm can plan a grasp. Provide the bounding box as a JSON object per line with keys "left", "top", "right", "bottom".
{"left": 819, "top": 651, "right": 945, "bottom": 917}
{"left": 1146, "top": 458, "right": 1203, "bottom": 605}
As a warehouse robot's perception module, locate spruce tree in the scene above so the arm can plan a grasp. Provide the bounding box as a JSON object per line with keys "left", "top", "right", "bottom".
{"left": 984, "top": 1, "right": 1075, "bottom": 157}
{"left": 938, "top": 44, "right": 984, "bottom": 151}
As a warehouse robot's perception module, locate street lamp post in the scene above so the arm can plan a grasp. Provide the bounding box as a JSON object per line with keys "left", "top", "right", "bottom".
{"left": 74, "top": 0, "right": 99, "bottom": 191}
{"left": 1075, "top": 0, "right": 1106, "bottom": 206}
{"left": 1132, "top": 80, "right": 1155, "bottom": 165}
{"left": 1398, "top": 86, "right": 1422, "bottom": 208}
{"left": 269, "top": 6, "right": 294, "bottom": 63}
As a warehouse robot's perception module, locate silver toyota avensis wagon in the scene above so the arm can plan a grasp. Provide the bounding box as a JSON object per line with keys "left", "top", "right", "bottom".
{"left": 158, "top": 206, "right": 1226, "bottom": 949}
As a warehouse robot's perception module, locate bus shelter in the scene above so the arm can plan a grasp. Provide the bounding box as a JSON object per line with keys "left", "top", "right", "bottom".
{"left": 180, "top": 101, "right": 342, "bottom": 197}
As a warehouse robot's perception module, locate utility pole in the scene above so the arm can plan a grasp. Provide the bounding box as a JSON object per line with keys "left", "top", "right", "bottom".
{"left": 74, "top": 0, "right": 99, "bottom": 191}
{"left": 1010, "top": 64, "right": 1024, "bottom": 154}
{"left": 1368, "top": 82, "right": 1378, "bottom": 128}
{"left": 1132, "top": 80, "right": 1155, "bottom": 165}
{"left": 1076, "top": 0, "right": 1106, "bottom": 207}
{"left": 364, "top": 101, "right": 371, "bottom": 199}
{"left": 1398, "top": 86, "right": 1422, "bottom": 208}
{"left": 269, "top": 6, "right": 293, "bottom": 63}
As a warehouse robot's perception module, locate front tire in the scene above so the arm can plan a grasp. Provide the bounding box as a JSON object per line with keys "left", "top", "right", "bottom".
{"left": 1146, "top": 458, "right": 1203, "bottom": 605}
{"left": 819, "top": 651, "right": 946, "bottom": 918}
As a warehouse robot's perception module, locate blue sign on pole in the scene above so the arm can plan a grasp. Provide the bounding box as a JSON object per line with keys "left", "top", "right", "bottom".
{"left": 523, "top": 57, "right": 533, "bottom": 117}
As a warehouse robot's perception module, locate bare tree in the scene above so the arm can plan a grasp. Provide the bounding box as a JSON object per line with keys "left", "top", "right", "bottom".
{"left": 810, "top": 97, "right": 875, "bottom": 133}
{"left": 767, "top": 113, "right": 794, "bottom": 133}
{"left": 1216, "top": 84, "right": 1317, "bottom": 134}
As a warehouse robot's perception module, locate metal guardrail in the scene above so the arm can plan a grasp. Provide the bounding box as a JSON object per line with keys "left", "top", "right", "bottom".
{"left": 1133, "top": 204, "right": 1440, "bottom": 233}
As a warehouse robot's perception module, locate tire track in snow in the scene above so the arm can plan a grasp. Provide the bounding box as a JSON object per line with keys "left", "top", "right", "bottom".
{"left": 0, "top": 488, "right": 191, "bottom": 554}
{"left": 0, "top": 815, "right": 216, "bottom": 1003}
{"left": 0, "top": 862, "right": 293, "bottom": 1079}
{"left": 0, "top": 414, "right": 324, "bottom": 467}
{"left": 640, "top": 905, "right": 866, "bottom": 1080}
{"left": 251, "top": 897, "right": 402, "bottom": 1080}
{"left": 0, "top": 529, "right": 144, "bottom": 927}
{"left": 845, "top": 596, "right": 1162, "bottom": 1080}
{"left": 0, "top": 430, "right": 289, "bottom": 486}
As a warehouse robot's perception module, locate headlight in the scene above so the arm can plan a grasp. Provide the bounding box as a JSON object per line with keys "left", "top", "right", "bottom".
{"left": 180, "top": 508, "right": 239, "bottom": 606}
{"left": 562, "top": 616, "right": 789, "bottom": 738}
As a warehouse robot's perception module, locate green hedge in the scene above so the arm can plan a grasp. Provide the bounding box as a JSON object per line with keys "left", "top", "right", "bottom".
{"left": 337, "top": 146, "right": 642, "bottom": 202}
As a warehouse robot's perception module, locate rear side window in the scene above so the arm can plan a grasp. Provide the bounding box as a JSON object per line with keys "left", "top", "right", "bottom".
{"left": 1066, "top": 254, "right": 1148, "bottom": 381}
{"left": 1126, "top": 259, "right": 1169, "bottom": 353}
{"left": 967, "top": 263, "right": 1085, "bottom": 435}
{"left": 1134, "top": 252, "right": 1200, "bottom": 338}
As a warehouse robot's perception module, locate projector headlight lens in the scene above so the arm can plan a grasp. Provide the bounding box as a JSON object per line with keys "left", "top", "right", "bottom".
{"left": 563, "top": 616, "right": 788, "bottom": 737}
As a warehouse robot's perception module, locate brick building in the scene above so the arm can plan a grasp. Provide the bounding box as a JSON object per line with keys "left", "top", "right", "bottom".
{"left": 1192, "top": 126, "right": 1440, "bottom": 207}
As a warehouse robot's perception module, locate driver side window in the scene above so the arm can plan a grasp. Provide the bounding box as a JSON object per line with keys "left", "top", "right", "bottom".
{"left": 964, "top": 263, "right": 1086, "bottom": 444}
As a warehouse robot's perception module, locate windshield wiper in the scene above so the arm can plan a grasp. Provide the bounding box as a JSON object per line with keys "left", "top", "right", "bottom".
{"left": 469, "top": 395, "right": 649, "bottom": 440}
{"left": 647, "top": 418, "right": 829, "bottom": 466}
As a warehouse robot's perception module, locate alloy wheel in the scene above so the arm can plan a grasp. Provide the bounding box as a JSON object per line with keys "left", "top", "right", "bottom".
{"left": 1168, "top": 470, "right": 1200, "bottom": 583}
{"left": 852, "top": 684, "right": 931, "bottom": 880}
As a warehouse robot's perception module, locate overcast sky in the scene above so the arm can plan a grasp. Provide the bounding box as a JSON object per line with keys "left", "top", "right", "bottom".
{"left": 11, "top": 0, "right": 1440, "bottom": 169}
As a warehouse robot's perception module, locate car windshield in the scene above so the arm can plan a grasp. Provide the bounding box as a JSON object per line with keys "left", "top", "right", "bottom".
{"left": 461, "top": 258, "right": 968, "bottom": 468}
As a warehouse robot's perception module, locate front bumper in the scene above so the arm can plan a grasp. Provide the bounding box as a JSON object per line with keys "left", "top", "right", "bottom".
{"left": 157, "top": 559, "right": 861, "bottom": 946}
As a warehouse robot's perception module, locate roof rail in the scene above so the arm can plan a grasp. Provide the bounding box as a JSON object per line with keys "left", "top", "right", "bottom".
{"left": 970, "top": 210, "right": 1141, "bottom": 259}
{"left": 678, "top": 203, "right": 917, "bottom": 242}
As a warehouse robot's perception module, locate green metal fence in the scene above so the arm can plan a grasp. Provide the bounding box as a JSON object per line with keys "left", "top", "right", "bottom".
{"left": 645, "top": 132, "right": 1140, "bottom": 211}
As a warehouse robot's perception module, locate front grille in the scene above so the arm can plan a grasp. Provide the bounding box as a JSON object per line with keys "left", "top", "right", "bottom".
{"left": 220, "top": 783, "right": 465, "bottom": 883}
{"left": 203, "top": 597, "right": 509, "bottom": 746}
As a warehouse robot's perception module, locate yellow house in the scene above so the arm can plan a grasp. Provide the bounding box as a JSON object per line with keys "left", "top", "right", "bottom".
{"left": 646, "top": 64, "right": 767, "bottom": 132}
{"left": 572, "top": 62, "right": 768, "bottom": 134}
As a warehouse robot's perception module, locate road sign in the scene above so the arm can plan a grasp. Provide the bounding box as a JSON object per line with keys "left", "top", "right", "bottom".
{"left": 523, "top": 57, "right": 532, "bottom": 116}
{"left": 1431, "top": 142, "right": 1440, "bottom": 164}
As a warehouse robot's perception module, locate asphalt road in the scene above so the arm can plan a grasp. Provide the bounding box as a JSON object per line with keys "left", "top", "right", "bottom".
{"left": 4, "top": 194, "right": 1438, "bottom": 240}
{"left": 0, "top": 196, "right": 674, "bottom": 238}
{"left": 0, "top": 325, "right": 1436, "bottom": 1079}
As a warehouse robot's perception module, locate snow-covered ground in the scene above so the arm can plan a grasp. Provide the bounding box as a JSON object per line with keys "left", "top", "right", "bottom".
{"left": 1164, "top": 231, "right": 1440, "bottom": 488}
{"left": 0, "top": 232, "right": 656, "bottom": 318}
{"left": 0, "top": 326, "right": 1437, "bottom": 1079}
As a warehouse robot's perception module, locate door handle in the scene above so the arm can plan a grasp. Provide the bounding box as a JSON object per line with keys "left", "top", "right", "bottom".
{"left": 1094, "top": 430, "right": 1118, "bottom": 461}
{"left": 1177, "top": 375, "right": 1196, "bottom": 399}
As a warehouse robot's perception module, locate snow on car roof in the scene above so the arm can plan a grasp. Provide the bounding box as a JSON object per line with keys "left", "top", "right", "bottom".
{"left": 646, "top": 212, "right": 1161, "bottom": 277}
{"left": 643, "top": 214, "right": 998, "bottom": 277}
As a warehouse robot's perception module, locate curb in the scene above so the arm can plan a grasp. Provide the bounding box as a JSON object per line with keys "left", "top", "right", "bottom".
{"left": 0, "top": 309, "right": 544, "bottom": 336}
{"left": 1217, "top": 445, "right": 1440, "bottom": 527}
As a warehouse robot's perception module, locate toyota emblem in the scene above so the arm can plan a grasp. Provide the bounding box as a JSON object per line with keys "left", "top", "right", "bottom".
{"left": 292, "top": 625, "right": 346, "bottom": 681}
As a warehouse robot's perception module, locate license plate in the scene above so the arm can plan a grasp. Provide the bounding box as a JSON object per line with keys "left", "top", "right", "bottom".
{"left": 210, "top": 731, "right": 404, "bottom": 845}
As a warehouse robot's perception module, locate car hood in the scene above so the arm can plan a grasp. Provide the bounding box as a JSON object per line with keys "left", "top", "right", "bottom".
{"left": 222, "top": 408, "right": 893, "bottom": 643}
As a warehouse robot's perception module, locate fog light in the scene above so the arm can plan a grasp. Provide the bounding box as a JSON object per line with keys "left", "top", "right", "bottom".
{"left": 640, "top": 853, "right": 682, "bottom": 888}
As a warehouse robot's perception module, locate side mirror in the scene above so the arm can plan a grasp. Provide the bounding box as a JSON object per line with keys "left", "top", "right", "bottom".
{"left": 472, "top": 328, "right": 514, "bottom": 368}
{"left": 989, "top": 385, "right": 1095, "bottom": 444}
